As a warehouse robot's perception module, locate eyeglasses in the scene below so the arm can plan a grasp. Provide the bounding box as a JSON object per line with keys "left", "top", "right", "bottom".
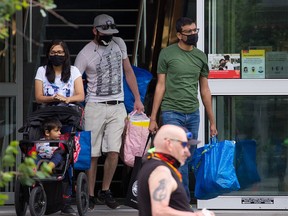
{"left": 49, "top": 50, "right": 65, "bottom": 56}
{"left": 181, "top": 28, "right": 200, "bottom": 35}
{"left": 96, "top": 24, "right": 117, "bottom": 30}
{"left": 165, "top": 138, "right": 191, "bottom": 149}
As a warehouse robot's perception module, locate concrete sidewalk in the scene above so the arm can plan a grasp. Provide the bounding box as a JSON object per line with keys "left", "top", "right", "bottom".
{"left": 0, "top": 205, "right": 137, "bottom": 216}
{"left": 1, "top": 204, "right": 288, "bottom": 216}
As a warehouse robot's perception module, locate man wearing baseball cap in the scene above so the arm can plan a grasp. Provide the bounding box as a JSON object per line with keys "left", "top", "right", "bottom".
{"left": 75, "top": 14, "right": 144, "bottom": 210}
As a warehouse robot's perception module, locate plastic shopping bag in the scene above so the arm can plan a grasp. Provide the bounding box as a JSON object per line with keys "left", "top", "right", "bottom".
{"left": 123, "top": 66, "right": 153, "bottom": 113}
{"left": 235, "top": 139, "right": 261, "bottom": 189}
{"left": 60, "top": 131, "right": 91, "bottom": 170}
{"left": 74, "top": 130, "right": 91, "bottom": 170}
{"left": 125, "top": 133, "right": 153, "bottom": 209}
{"left": 122, "top": 111, "right": 150, "bottom": 167}
{"left": 191, "top": 137, "right": 240, "bottom": 200}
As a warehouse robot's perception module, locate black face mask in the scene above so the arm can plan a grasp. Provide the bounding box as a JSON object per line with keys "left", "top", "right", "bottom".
{"left": 183, "top": 34, "right": 198, "bottom": 46}
{"left": 97, "top": 35, "right": 113, "bottom": 46}
{"left": 49, "top": 55, "right": 65, "bottom": 66}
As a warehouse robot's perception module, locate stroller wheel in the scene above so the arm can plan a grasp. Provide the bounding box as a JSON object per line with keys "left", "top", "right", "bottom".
{"left": 76, "top": 172, "right": 89, "bottom": 216}
{"left": 14, "top": 178, "right": 28, "bottom": 216}
{"left": 29, "top": 186, "right": 47, "bottom": 216}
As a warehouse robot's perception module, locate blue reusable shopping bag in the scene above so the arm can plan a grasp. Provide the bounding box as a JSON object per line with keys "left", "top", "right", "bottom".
{"left": 235, "top": 139, "right": 261, "bottom": 189}
{"left": 74, "top": 131, "right": 91, "bottom": 170}
{"left": 191, "top": 137, "right": 240, "bottom": 200}
{"left": 123, "top": 66, "right": 153, "bottom": 113}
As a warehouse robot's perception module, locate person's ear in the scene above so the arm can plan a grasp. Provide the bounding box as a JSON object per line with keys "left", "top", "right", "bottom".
{"left": 44, "top": 129, "right": 50, "bottom": 138}
{"left": 166, "top": 139, "right": 173, "bottom": 152}
{"left": 92, "top": 27, "right": 97, "bottom": 36}
{"left": 176, "top": 32, "right": 182, "bottom": 40}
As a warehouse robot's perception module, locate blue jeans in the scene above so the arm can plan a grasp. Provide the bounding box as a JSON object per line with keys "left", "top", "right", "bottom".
{"left": 162, "top": 109, "right": 200, "bottom": 201}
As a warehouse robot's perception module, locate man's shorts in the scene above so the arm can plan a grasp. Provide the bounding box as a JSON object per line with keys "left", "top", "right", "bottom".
{"left": 84, "top": 102, "right": 127, "bottom": 157}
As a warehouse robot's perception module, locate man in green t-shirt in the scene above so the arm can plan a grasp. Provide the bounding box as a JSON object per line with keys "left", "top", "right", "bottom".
{"left": 149, "top": 17, "right": 217, "bottom": 201}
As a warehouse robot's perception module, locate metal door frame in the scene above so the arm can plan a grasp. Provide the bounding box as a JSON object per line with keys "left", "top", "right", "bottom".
{"left": 0, "top": 11, "right": 23, "bottom": 204}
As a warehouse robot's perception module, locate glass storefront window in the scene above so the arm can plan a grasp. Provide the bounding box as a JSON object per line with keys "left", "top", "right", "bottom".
{"left": 205, "top": 0, "right": 288, "bottom": 78}
{"left": 215, "top": 95, "right": 288, "bottom": 196}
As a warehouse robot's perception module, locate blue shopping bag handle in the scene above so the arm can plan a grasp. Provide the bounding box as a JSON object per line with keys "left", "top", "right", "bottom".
{"left": 210, "top": 136, "right": 218, "bottom": 145}
{"left": 192, "top": 137, "right": 217, "bottom": 171}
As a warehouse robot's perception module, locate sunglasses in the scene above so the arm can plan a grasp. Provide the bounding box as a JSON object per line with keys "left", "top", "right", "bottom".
{"left": 165, "top": 132, "right": 193, "bottom": 149}
{"left": 96, "top": 24, "right": 117, "bottom": 30}
{"left": 169, "top": 138, "right": 190, "bottom": 149}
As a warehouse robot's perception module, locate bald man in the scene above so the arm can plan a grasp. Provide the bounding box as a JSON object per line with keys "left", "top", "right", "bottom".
{"left": 138, "top": 125, "right": 215, "bottom": 216}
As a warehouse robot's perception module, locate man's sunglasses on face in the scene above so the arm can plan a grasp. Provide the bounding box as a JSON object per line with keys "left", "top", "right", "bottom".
{"left": 96, "top": 24, "right": 117, "bottom": 30}
{"left": 165, "top": 132, "right": 193, "bottom": 149}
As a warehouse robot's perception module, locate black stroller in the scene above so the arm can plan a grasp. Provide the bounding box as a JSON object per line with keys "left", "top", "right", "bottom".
{"left": 15, "top": 105, "right": 89, "bottom": 216}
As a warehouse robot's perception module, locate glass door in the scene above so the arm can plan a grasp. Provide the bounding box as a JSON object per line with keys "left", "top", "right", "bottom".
{"left": 196, "top": 0, "right": 288, "bottom": 209}
{"left": 198, "top": 79, "right": 288, "bottom": 209}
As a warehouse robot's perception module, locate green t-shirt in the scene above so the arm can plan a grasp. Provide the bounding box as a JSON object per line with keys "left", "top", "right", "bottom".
{"left": 157, "top": 43, "right": 209, "bottom": 113}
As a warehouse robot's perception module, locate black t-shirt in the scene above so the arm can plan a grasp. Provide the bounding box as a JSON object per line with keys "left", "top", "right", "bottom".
{"left": 138, "top": 158, "right": 193, "bottom": 216}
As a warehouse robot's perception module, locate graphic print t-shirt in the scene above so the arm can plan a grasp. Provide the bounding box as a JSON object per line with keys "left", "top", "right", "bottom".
{"left": 36, "top": 141, "right": 58, "bottom": 159}
{"left": 35, "top": 66, "right": 81, "bottom": 97}
{"left": 74, "top": 37, "right": 127, "bottom": 102}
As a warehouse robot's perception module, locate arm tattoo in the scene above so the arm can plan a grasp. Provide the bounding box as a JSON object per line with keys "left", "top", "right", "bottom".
{"left": 152, "top": 179, "right": 167, "bottom": 201}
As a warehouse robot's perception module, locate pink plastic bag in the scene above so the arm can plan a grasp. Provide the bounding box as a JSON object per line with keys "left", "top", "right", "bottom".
{"left": 123, "top": 111, "right": 150, "bottom": 167}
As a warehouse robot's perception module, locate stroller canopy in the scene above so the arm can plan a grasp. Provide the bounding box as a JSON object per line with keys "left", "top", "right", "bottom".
{"left": 19, "top": 106, "right": 83, "bottom": 135}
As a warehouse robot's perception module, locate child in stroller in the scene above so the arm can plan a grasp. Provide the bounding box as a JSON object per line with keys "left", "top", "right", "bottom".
{"left": 28, "top": 117, "right": 76, "bottom": 215}
{"left": 29, "top": 117, "right": 64, "bottom": 173}
{"left": 15, "top": 105, "right": 89, "bottom": 216}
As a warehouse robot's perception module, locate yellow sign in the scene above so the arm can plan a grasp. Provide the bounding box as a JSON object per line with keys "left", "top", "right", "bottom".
{"left": 241, "top": 50, "right": 265, "bottom": 79}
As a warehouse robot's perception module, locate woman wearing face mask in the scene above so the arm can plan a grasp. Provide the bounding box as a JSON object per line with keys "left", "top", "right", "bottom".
{"left": 35, "top": 39, "right": 84, "bottom": 106}
{"left": 34, "top": 40, "right": 84, "bottom": 215}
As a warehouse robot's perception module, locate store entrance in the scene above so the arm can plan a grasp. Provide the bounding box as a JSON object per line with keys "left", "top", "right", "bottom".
{"left": 198, "top": 80, "right": 288, "bottom": 209}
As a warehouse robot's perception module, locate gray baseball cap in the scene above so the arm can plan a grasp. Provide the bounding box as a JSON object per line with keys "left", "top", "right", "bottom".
{"left": 93, "top": 14, "right": 119, "bottom": 34}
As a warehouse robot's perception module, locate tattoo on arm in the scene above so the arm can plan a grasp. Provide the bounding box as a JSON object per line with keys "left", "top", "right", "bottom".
{"left": 152, "top": 179, "right": 167, "bottom": 201}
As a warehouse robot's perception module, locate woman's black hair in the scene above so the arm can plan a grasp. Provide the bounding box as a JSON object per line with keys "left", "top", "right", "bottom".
{"left": 45, "top": 39, "right": 71, "bottom": 83}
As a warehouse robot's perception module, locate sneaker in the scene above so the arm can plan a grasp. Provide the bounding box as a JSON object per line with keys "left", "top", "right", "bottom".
{"left": 61, "top": 205, "right": 76, "bottom": 215}
{"left": 97, "top": 189, "right": 120, "bottom": 209}
{"left": 89, "top": 196, "right": 96, "bottom": 210}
